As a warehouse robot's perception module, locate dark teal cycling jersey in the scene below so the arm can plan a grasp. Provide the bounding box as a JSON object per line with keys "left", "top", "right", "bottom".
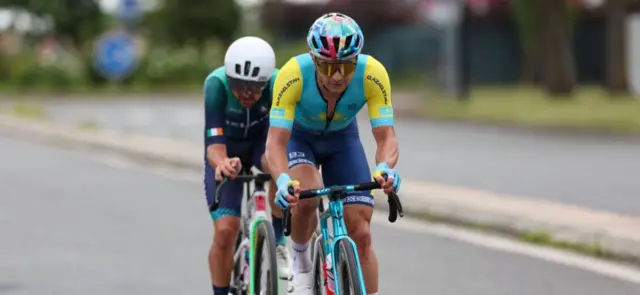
{"left": 204, "top": 66, "right": 279, "bottom": 146}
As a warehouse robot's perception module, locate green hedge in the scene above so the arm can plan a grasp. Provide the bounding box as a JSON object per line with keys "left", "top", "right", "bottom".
{"left": 0, "top": 42, "right": 311, "bottom": 92}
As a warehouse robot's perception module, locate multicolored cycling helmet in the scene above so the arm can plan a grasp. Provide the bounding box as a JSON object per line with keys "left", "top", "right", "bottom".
{"left": 307, "top": 12, "right": 364, "bottom": 60}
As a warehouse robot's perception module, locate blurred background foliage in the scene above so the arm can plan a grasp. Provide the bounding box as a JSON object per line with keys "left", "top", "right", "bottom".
{"left": 0, "top": 0, "right": 637, "bottom": 99}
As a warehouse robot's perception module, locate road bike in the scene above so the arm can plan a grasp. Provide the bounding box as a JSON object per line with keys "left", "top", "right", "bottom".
{"left": 210, "top": 167, "right": 279, "bottom": 295}
{"left": 282, "top": 176, "right": 404, "bottom": 295}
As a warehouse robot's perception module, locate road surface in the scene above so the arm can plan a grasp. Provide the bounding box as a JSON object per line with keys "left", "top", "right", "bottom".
{"left": 32, "top": 99, "right": 640, "bottom": 216}
{"left": 1, "top": 136, "right": 639, "bottom": 294}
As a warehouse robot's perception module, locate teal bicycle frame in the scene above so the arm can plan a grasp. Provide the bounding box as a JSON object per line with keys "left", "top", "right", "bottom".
{"left": 283, "top": 179, "right": 404, "bottom": 295}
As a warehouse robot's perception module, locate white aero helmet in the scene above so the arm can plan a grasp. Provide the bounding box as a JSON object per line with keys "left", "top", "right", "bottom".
{"left": 224, "top": 36, "right": 276, "bottom": 83}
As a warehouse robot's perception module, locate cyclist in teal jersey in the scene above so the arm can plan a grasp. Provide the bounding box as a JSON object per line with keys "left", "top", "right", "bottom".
{"left": 203, "top": 36, "right": 291, "bottom": 295}
{"left": 265, "top": 13, "right": 402, "bottom": 295}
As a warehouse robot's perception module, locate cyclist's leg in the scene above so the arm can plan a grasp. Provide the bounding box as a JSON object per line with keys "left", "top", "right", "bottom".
{"left": 205, "top": 143, "right": 248, "bottom": 295}
{"left": 287, "top": 133, "right": 322, "bottom": 282}
{"left": 321, "top": 127, "right": 378, "bottom": 294}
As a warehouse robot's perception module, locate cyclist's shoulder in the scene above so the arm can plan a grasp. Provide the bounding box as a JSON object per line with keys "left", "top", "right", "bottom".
{"left": 361, "top": 54, "right": 390, "bottom": 95}
{"left": 204, "top": 67, "right": 230, "bottom": 105}
{"left": 204, "top": 66, "right": 226, "bottom": 84}
{"left": 272, "top": 55, "right": 306, "bottom": 104}
{"left": 360, "top": 54, "right": 389, "bottom": 78}
{"left": 278, "top": 54, "right": 309, "bottom": 76}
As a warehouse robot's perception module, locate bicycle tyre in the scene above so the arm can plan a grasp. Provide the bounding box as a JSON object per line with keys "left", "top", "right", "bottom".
{"left": 309, "top": 228, "right": 321, "bottom": 263}
{"left": 334, "top": 239, "right": 365, "bottom": 295}
{"left": 311, "top": 232, "right": 326, "bottom": 295}
{"left": 251, "top": 219, "right": 279, "bottom": 295}
{"left": 230, "top": 228, "right": 247, "bottom": 295}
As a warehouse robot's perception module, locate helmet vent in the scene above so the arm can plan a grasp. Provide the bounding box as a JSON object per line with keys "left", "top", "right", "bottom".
{"left": 320, "top": 36, "right": 329, "bottom": 51}
{"left": 332, "top": 37, "right": 340, "bottom": 52}
{"left": 344, "top": 35, "right": 353, "bottom": 48}
{"left": 234, "top": 61, "right": 260, "bottom": 78}
{"left": 243, "top": 61, "right": 251, "bottom": 76}
{"left": 251, "top": 67, "right": 260, "bottom": 77}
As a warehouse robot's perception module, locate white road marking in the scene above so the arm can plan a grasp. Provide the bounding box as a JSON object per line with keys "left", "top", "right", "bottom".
{"left": 91, "top": 155, "right": 640, "bottom": 285}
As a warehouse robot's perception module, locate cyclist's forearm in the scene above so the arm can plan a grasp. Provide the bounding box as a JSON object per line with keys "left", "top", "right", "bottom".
{"left": 375, "top": 136, "right": 399, "bottom": 168}
{"left": 206, "top": 144, "right": 228, "bottom": 168}
{"left": 265, "top": 128, "right": 290, "bottom": 180}
{"left": 265, "top": 143, "right": 288, "bottom": 179}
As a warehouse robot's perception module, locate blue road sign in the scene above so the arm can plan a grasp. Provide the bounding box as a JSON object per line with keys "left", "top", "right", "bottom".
{"left": 115, "top": 0, "right": 141, "bottom": 22}
{"left": 93, "top": 31, "right": 139, "bottom": 81}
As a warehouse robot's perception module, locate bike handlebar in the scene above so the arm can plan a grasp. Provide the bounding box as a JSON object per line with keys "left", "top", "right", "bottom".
{"left": 282, "top": 174, "right": 404, "bottom": 237}
{"left": 209, "top": 172, "right": 271, "bottom": 212}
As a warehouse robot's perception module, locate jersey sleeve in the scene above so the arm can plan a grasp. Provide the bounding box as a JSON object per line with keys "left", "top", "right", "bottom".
{"left": 204, "top": 76, "right": 227, "bottom": 146}
{"left": 363, "top": 56, "right": 394, "bottom": 128}
{"left": 269, "top": 58, "right": 303, "bottom": 130}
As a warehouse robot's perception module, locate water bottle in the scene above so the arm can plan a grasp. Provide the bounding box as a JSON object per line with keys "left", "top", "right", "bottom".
{"left": 324, "top": 253, "right": 335, "bottom": 294}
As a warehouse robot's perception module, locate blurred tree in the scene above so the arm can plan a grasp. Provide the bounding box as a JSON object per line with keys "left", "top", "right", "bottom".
{"left": 260, "top": 0, "right": 418, "bottom": 41}
{"left": 144, "top": 0, "right": 240, "bottom": 55}
{"left": 511, "top": 0, "right": 579, "bottom": 88}
{"left": 605, "top": 0, "right": 632, "bottom": 95}
{"left": 20, "top": 0, "right": 106, "bottom": 49}
{"left": 536, "top": 0, "right": 576, "bottom": 96}
{"left": 511, "top": 0, "right": 540, "bottom": 84}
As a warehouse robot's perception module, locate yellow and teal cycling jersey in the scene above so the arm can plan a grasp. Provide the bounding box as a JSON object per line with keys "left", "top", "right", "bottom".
{"left": 269, "top": 53, "right": 394, "bottom": 132}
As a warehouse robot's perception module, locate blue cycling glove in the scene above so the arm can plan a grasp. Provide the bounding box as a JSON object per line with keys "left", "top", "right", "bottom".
{"left": 274, "top": 173, "right": 299, "bottom": 209}
{"left": 373, "top": 162, "right": 402, "bottom": 193}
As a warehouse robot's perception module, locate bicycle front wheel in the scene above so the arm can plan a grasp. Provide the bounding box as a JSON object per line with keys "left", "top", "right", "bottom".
{"left": 334, "top": 239, "right": 365, "bottom": 295}
{"left": 250, "top": 219, "right": 279, "bottom": 295}
{"left": 312, "top": 232, "right": 326, "bottom": 294}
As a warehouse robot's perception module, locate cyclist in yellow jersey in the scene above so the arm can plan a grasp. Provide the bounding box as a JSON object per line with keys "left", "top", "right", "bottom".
{"left": 265, "top": 12, "right": 402, "bottom": 295}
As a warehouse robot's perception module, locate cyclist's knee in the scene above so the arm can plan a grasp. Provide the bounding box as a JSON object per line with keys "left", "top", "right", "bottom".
{"left": 213, "top": 217, "right": 240, "bottom": 251}
{"left": 291, "top": 163, "right": 322, "bottom": 189}
{"left": 345, "top": 205, "right": 373, "bottom": 250}
{"left": 290, "top": 163, "right": 322, "bottom": 213}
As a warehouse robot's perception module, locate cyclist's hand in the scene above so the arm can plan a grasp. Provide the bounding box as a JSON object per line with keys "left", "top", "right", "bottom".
{"left": 274, "top": 173, "right": 300, "bottom": 209}
{"left": 373, "top": 162, "right": 401, "bottom": 194}
{"left": 215, "top": 157, "right": 242, "bottom": 181}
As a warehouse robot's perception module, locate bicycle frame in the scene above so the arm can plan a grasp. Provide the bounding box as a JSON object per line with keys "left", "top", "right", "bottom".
{"left": 283, "top": 180, "right": 404, "bottom": 295}
{"left": 213, "top": 169, "right": 272, "bottom": 295}
{"left": 316, "top": 190, "right": 367, "bottom": 295}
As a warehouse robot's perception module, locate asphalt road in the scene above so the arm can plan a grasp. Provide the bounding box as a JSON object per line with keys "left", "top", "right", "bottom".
{"left": 2, "top": 136, "right": 640, "bottom": 294}
{"left": 33, "top": 99, "right": 640, "bottom": 216}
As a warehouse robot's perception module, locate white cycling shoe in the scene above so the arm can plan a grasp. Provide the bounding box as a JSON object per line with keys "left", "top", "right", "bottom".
{"left": 288, "top": 271, "right": 313, "bottom": 294}
{"left": 276, "top": 245, "right": 293, "bottom": 280}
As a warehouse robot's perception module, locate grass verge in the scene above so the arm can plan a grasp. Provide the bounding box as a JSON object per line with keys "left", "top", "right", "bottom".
{"left": 423, "top": 87, "right": 640, "bottom": 134}
{"left": 407, "top": 209, "right": 639, "bottom": 266}
{"left": 77, "top": 120, "right": 100, "bottom": 131}
{"left": 9, "top": 104, "right": 47, "bottom": 120}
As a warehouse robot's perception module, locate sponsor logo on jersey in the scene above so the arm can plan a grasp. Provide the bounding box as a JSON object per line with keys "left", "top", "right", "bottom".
{"left": 366, "top": 75, "right": 388, "bottom": 105}
{"left": 276, "top": 77, "right": 301, "bottom": 106}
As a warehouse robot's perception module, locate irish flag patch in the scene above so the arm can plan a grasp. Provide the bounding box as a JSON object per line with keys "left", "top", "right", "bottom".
{"left": 207, "top": 128, "right": 223, "bottom": 137}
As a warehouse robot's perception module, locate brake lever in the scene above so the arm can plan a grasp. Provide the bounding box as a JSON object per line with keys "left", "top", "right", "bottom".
{"left": 210, "top": 177, "right": 229, "bottom": 212}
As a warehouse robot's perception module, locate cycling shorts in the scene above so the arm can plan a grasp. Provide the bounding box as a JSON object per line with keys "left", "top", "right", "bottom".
{"left": 287, "top": 120, "right": 374, "bottom": 207}
{"left": 204, "top": 135, "right": 266, "bottom": 221}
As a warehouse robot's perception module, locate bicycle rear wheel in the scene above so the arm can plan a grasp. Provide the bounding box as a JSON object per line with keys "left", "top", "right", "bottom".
{"left": 334, "top": 239, "right": 365, "bottom": 295}
{"left": 251, "top": 219, "right": 279, "bottom": 295}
